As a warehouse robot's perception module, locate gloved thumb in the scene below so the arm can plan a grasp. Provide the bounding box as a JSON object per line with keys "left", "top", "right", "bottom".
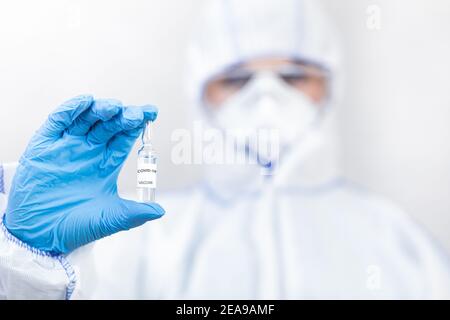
{"left": 56, "top": 199, "right": 165, "bottom": 254}
{"left": 117, "top": 198, "right": 165, "bottom": 230}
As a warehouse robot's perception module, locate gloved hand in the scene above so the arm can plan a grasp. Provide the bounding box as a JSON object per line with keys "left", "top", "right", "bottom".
{"left": 3, "top": 95, "right": 165, "bottom": 255}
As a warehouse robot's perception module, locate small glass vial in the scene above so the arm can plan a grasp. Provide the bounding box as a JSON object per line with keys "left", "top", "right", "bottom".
{"left": 137, "top": 121, "right": 157, "bottom": 202}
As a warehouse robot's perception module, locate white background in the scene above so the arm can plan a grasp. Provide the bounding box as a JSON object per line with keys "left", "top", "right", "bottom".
{"left": 1, "top": 0, "right": 449, "bottom": 252}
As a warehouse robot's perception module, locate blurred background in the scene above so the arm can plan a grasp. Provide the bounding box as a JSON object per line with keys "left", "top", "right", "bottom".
{"left": 0, "top": 0, "right": 449, "bottom": 252}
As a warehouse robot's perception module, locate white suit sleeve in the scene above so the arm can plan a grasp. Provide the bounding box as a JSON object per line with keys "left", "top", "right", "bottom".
{"left": 401, "top": 216, "right": 450, "bottom": 299}
{"left": 372, "top": 194, "right": 450, "bottom": 299}
{"left": 0, "top": 162, "right": 78, "bottom": 299}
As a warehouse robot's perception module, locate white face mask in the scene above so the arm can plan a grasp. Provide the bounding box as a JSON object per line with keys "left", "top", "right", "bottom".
{"left": 212, "top": 72, "right": 321, "bottom": 164}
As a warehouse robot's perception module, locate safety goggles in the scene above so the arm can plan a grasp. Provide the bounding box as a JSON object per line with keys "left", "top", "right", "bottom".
{"left": 203, "top": 62, "right": 330, "bottom": 107}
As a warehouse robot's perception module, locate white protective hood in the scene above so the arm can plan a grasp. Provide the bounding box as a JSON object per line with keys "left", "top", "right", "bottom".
{"left": 185, "top": 0, "right": 343, "bottom": 198}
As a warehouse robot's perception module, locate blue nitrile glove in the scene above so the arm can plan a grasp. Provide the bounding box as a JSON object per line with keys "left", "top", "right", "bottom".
{"left": 3, "top": 95, "right": 165, "bottom": 254}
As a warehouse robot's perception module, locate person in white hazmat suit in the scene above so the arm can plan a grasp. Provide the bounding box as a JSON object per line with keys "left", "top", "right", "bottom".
{"left": 1, "top": 0, "right": 450, "bottom": 299}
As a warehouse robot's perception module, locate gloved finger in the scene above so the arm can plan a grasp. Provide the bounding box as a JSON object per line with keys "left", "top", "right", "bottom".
{"left": 38, "top": 95, "right": 93, "bottom": 138}
{"left": 107, "top": 105, "right": 158, "bottom": 158}
{"left": 87, "top": 107, "right": 143, "bottom": 145}
{"left": 105, "top": 199, "right": 165, "bottom": 234}
{"left": 66, "top": 99, "right": 122, "bottom": 136}
{"left": 121, "top": 199, "right": 165, "bottom": 228}
{"left": 59, "top": 200, "right": 165, "bottom": 253}
{"left": 87, "top": 105, "right": 158, "bottom": 145}
{"left": 103, "top": 127, "right": 142, "bottom": 169}
{"left": 140, "top": 104, "right": 159, "bottom": 122}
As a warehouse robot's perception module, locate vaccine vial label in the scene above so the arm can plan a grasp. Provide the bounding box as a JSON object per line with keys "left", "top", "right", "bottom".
{"left": 137, "top": 163, "right": 157, "bottom": 188}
